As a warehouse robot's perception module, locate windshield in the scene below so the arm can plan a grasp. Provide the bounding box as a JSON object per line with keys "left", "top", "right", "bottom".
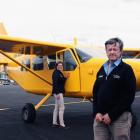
{"left": 75, "top": 47, "right": 106, "bottom": 63}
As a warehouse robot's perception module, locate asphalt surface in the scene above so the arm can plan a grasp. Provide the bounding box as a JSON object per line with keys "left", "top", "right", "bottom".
{"left": 0, "top": 85, "right": 140, "bottom": 140}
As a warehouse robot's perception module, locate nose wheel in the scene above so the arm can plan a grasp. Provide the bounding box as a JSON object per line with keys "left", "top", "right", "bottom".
{"left": 22, "top": 103, "right": 36, "bottom": 123}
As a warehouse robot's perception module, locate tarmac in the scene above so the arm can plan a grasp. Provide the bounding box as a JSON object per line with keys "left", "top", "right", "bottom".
{"left": 0, "top": 85, "right": 140, "bottom": 140}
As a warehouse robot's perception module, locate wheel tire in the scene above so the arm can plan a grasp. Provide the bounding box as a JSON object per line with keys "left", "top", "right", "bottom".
{"left": 22, "top": 103, "right": 36, "bottom": 123}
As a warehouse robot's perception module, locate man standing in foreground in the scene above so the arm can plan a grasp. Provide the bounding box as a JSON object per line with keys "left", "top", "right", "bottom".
{"left": 93, "top": 38, "right": 136, "bottom": 140}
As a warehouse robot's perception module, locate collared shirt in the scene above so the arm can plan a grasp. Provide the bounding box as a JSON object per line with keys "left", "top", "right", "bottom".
{"left": 103, "top": 58, "right": 122, "bottom": 76}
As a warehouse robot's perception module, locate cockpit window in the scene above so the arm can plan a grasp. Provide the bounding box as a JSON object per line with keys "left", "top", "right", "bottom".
{"left": 63, "top": 50, "right": 77, "bottom": 71}
{"left": 25, "top": 47, "right": 30, "bottom": 54}
{"left": 76, "top": 48, "right": 92, "bottom": 63}
{"left": 76, "top": 47, "right": 106, "bottom": 63}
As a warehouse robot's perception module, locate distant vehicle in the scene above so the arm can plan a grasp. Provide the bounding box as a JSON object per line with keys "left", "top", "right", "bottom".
{"left": 10, "top": 79, "right": 16, "bottom": 85}
{"left": 0, "top": 72, "right": 10, "bottom": 85}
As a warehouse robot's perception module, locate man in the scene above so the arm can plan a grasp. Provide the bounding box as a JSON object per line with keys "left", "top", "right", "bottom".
{"left": 93, "top": 38, "right": 136, "bottom": 140}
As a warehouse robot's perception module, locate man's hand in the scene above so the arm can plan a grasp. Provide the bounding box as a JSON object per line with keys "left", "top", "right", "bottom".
{"left": 95, "top": 113, "right": 103, "bottom": 122}
{"left": 102, "top": 113, "right": 111, "bottom": 125}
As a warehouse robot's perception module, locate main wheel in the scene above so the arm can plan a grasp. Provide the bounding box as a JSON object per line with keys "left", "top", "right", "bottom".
{"left": 22, "top": 103, "right": 36, "bottom": 123}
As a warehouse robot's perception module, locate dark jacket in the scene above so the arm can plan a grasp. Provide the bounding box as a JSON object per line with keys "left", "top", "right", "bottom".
{"left": 52, "top": 69, "right": 66, "bottom": 95}
{"left": 93, "top": 61, "right": 136, "bottom": 122}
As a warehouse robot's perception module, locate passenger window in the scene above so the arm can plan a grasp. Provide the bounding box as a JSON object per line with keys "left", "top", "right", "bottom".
{"left": 33, "top": 47, "right": 43, "bottom": 55}
{"left": 19, "top": 47, "right": 24, "bottom": 54}
{"left": 32, "top": 56, "right": 43, "bottom": 70}
{"left": 63, "top": 50, "right": 77, "bottom": 71}
{"left": 25, "top": 47, "right": 30, "bottom": 54}
{"left": 47, "top": 54, "right": 56, "bottom": 69}
{"left": 32, "top": 47, "right": 44, "bottom": 70}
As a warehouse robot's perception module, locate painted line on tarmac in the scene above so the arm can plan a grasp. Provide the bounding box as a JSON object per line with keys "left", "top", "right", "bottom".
{"left": 135, "top": 95, "right": 140, "bottom": 98}
{"left": 42, "top": 95, "right": 140, "bottom": 107}
{"left": 0, "top": 95, "right": 139, "bottom": 110}
{"left": 42, "top": 100, "right": 90, "bottom": 107}
{"left": 0, "top": 108, "right": 10, "bottom": 111}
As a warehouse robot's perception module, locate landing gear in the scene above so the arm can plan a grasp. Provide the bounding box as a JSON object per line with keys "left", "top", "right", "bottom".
{"left": 22, "top": 103, "right": 36, "bottom": 123}
{"left": 21, "top": 93, "right": 51, "bottom": 123}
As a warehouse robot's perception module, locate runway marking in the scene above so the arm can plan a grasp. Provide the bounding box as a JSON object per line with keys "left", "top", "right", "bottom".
{"left": 42, "top": 95, "right": 140, "bottom": 107}
{"left": 42, "top": 100, "right": 90, "bottom": 107}
{"left": 0, "top": 95, "right": 139, "bottom": 110}
{"left": 135, "top": 95, "right": 140, "bottom": 98}
{"left": 0, "top": 108, "right": 10, "bottom": 111}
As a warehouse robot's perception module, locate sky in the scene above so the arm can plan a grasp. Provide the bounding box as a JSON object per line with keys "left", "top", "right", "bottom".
{"left": 0, "top": 0, "right": 140, "bottom": 48}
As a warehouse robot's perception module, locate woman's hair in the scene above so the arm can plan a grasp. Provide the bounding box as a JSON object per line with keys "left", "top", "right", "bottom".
{"left": 55, "top": 61, "right": 63, "bottom": 69}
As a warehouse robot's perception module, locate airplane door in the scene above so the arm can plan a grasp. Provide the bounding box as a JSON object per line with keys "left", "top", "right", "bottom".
{"left": 56, "top": 49, "right": 80, "bottom": 92}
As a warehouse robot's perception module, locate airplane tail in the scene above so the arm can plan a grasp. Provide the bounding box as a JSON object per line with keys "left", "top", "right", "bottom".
{"left": 0, "top": 23, "right": 8, "bottom": 35}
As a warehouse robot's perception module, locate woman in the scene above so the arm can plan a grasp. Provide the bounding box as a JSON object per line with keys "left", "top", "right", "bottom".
{"left": 52, "top": 61, "right": 70, "bottom": 129}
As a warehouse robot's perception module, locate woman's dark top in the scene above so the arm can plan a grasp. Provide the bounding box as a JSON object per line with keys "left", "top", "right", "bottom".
{"left": 52, "top": 69, "right": 66, "bottom": 95}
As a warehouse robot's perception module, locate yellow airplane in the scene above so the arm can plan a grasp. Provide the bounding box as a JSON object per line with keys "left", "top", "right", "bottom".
{"left": 0, "top": 24, "right": 140, "bottom": 123}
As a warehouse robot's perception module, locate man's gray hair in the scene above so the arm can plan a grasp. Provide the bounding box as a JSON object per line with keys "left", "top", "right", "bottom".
{"left": 105, "top": 37, "right": 124, "bottom": 51}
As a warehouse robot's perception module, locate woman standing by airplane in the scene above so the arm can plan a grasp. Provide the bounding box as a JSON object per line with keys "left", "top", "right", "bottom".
{"left": 52, "top": 61, "right": 70, "bottom": 129}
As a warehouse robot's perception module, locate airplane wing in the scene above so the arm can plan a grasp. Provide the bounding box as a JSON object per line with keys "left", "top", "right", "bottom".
{"left": 0, "top": 36, "right": 71, "bottom": 55}
{"left": 0, "top": 36, "right": 73, "bottom": 90}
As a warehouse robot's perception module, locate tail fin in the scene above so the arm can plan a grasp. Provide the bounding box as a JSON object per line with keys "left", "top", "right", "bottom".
{"left": 0, "top": 23, "right": 8, "bottom": 35}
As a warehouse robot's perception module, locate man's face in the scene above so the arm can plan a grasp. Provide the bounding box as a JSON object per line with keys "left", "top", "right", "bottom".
{"left": 106, "top": 43, "right": 122, "bottom": 62}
